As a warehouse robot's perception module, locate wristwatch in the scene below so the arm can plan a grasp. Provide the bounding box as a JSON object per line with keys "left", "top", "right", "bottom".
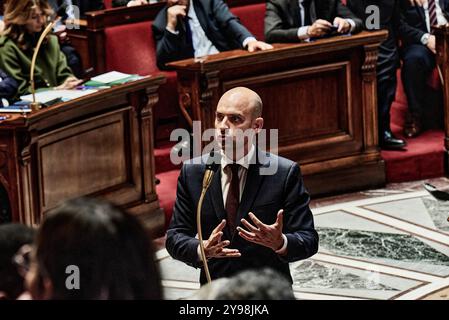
{"left": 421, "top": 33, "right": 430, "bottom": 46}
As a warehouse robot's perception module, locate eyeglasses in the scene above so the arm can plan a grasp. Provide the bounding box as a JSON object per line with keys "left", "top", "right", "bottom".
{"left": 12, "top": 244, "right": 33, "bottom": 278}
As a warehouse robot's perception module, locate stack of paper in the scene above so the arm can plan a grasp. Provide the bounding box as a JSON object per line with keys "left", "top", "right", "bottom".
{"left": 84, "top": 71, "right": 143, "bottom": 87}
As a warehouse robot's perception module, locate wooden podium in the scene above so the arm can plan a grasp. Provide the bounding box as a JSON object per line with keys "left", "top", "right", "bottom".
{"left": 168, "top": 31, "right": 389, "bottom": 196}
{"left": 0, "top": 76, "right": 165, "bottom": 236}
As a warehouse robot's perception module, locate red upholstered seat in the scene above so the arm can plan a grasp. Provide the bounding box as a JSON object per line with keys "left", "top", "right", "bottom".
{"left": 104, "top": 21, "right": 182, "bottom": 142}
{"left": 230, "top": 3, "right": 266, "bottom": 41}
{"left": 104, "top": 0, "right": 113, "bottom": 9}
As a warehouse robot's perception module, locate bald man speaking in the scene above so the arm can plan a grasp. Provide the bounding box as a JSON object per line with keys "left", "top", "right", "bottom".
{"left": 166, "top": 87, "right": 318, "bottom": 284}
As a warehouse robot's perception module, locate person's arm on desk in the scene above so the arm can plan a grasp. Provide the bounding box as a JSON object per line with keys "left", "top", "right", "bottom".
{"left": 211, "top": 0, "right": 272, "bottom": 52}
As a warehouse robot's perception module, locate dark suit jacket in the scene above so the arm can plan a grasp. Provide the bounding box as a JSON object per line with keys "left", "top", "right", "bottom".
{"left": 265, "top": 0, "right": 363, "bottom": 43}
{"left": 346, "top": 0, "right": 403, "bottom": 70}
{"left": 166, "top": 151, "right": 319, "bottom": 284}
{"left": 152, "top": 0, "right": 254, "bottom": 70}
{"left": 399, "top": 0, "right": 449, "bottom": 47}
{"left": 0, "top": 68, "right": 18, "bottom": 100}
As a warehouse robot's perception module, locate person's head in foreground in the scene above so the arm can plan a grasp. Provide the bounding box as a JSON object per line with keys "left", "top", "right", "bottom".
{"left": 0, "top": 223, "right": 35, "bottom": 300}
{"left": 195, "top": 268, "right": 296, "bottom": 300}
{"left": 26, "top": 197, "right": 162, "bottom": 300}
{"left": 214, "top": 86, "right": 264, "bottom": 161}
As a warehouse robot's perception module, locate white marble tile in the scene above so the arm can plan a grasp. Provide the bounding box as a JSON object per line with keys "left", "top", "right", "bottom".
{"left": 364, "top": 197, "right": 437, "bottom": 230}
{"left": 314, "top": 210, "right": 404, "bottom": 234}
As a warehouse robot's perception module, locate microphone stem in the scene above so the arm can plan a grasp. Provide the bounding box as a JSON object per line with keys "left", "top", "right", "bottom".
{"left": 197, "top": 187, "right": 212, "bottom": 284}
{"left": 197, "top": 169, "right": 214, "bottom": 284}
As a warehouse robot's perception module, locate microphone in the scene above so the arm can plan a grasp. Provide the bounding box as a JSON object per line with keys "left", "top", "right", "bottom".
{"left": 29, "top": 18, "right": 60, "bottom": 111}
{"left": 197, "top": 149, "right": 220, "bottom": 284}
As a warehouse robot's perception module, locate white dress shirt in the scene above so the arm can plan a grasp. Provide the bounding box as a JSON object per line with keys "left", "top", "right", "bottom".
{"left": 296, "top": 0, "right": 356, "bottom": 40}
{"left": 168, "top": 1, "right": 256, "bottom": 57}
{"left": 423, "top": 0, "right": 448, "bottom": 32}
{"left": 420, "top": 1, "right": 448, "bottom": 44}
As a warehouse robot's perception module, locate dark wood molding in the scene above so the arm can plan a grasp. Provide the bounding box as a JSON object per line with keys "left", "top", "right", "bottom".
{"left": 168, "top": 31, "right": 389, "bottom": 196}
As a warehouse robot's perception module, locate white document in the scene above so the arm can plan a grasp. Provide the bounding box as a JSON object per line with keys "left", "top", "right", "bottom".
{"left": 90, "top": 71, "right": 132, "bottom": 84}
{"left": 20, "top": 89, "right": 98, "bottom": 104}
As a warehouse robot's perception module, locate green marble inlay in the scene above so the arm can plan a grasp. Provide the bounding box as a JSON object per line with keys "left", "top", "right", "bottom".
{"left": 293, "top": 260, "right": 397, "bottom": 290}
{"left": 317, "top": 227, "right": 449, "bottom": 265}
{"left": 422, "top": 198, "right": 449, "bottom": 232}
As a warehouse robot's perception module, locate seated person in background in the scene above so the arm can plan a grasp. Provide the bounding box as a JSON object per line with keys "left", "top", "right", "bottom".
{"left": 47, "top": 0, "right": 84, "bottom": 78}
{"left": 0, "top": 68, "right": 18, "bottom": 106}
{"left": 347, "top": 0, "right": 407, "bottom": 150}
{"left": 0, "top": 224, "right": 35, "bottom": 300}
{"left": 399, "top": 0, "right": 449, "bottom": 138}
{"left": 0, "top": 0, "right": 82, "bottom": 100}
{"left": 152, "top": 0, "right": 273, "bottom": 70}
{"left": 25, "top": 197, "right": 162, "bottom": 300}
{"left": 265, "top": 0, "right": 362, "bottom": 43}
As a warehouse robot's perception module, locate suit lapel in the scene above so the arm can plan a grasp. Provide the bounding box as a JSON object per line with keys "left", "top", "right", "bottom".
{"left": 207, "top": 167, "right": 232, "bottom": 238}
{"left": 309, "top": 0, "right": 317, "bottom": 24}
{"left": 416, "top": 5, "right": 426, "bottom": 25}
{"left": 193, "top": 0, "right": 209, "bottom": 36}
{"left": 289, "top": 0, "right": 301, "bottom": 27}
{"left": 235, "top": 152, "right": 268, "bottom": 225}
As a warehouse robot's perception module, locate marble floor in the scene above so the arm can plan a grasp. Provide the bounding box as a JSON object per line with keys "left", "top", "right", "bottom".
{"left": 154, "top": 177, "right": 449, "bottom": 300}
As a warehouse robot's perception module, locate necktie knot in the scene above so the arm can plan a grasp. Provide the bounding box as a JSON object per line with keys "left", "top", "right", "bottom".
{"left": 226, "top": 163, "right": 240, "bottom": 179}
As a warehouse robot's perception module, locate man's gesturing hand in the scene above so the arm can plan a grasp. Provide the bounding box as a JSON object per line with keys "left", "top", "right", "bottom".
{"left": 202, "top": 220, "right": 241, "bottom": 259}
{"left": 237, "top": 210, "right": 285, "bottom": 251}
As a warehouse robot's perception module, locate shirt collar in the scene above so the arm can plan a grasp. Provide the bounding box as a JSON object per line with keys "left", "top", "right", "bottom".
{"left": 220, "top": 144, "right": 256, "bottom": 170}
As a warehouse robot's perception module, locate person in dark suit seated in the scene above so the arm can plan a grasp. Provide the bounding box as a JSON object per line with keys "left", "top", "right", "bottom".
{"left": 166, "top": 87, "right": 319, "bottom": 284}
{"left": 346, "top": 0, "right": 407, "bottom": 150}
{"left": 265, "top": 0, "right": 363, "bottom": 43}
{"left": 0, "top": 0, "right": 82, "bottom": 100}
{"left": 0, "top": 68, "right": 18, "bottom": 107}
{"left": 399, "top": 0, "right": 449, "bottom": 138}
{"left": 152, "top": 0, "right": 273, "bottom": 70}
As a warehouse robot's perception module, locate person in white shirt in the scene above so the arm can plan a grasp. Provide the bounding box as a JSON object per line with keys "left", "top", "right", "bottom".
{"left": 152, "top": 0, "right": 273, "bottom": 70}
{"left": 265, "top": 0, "right": 363, "bottom": 43}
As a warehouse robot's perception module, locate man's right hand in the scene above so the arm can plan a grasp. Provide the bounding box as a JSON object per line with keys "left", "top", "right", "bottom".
{"left": 307, "top": 19, "right": 333, "bottom": 38}
{"left": 427, "top": 34, "right": 436, "bottom": 54}
{"left": 200, "top": 220, "right": 241, "bottom": 260}
{"left": 166, "top": 5, "right": 187, "bottom": 33}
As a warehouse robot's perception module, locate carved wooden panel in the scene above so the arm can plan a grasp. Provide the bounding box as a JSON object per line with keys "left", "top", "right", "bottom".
{"left": 37, "top": 110, "right": 130, "bottom": 211}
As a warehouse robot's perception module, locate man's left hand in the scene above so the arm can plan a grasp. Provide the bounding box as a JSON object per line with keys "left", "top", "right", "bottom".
{"left": 237, "top": 210, "right": 284, "bottom": 251}
{"left": 333, "top": 17, "right": 351, "bottom": 33}
{"left": 246, "top": 40, "right": 273, "bottom": 53}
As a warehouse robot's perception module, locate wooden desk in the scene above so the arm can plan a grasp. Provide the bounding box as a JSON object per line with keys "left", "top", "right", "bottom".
{"left": 0, "top": 76, "right": 165, "bottom": 236}
{"left": 168, "top": 31, "right": 389, "bottom": 196}
{"left": 434, "top": 26, "right": 449, "bottom": 169}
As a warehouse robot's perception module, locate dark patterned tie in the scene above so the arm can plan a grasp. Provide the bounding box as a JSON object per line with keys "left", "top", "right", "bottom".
{"left": 225, "top": 164, "right": 240, "bottom": 233}
{"left": 428, "top": 0, "right": 438, "bottom": 30}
